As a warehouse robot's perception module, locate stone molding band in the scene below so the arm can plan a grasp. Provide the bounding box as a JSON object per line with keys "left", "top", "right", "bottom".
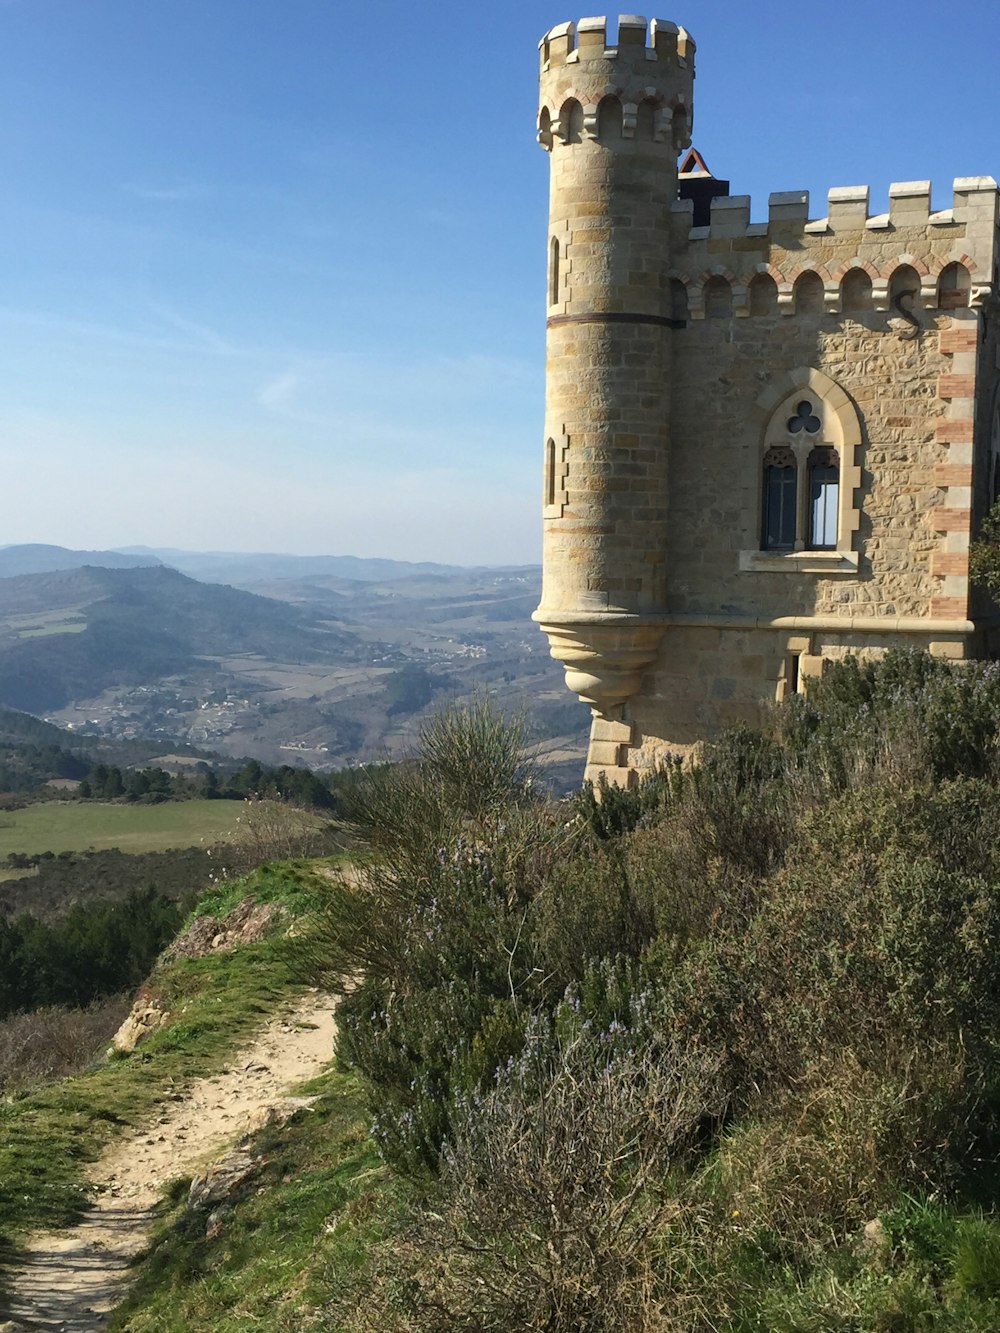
{"left": 534, "top": 609, "right": 978, "bottom": 636}
{"left": 546, "top": 312, "right": 686, "bottom": 330}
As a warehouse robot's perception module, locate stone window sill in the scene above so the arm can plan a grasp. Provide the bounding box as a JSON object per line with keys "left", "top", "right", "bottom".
{"left": 738, "top": 550, "right": 859, "bottom": 575}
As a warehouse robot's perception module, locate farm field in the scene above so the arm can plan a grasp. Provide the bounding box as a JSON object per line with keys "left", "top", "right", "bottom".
{"left": 0, "top": 801, "right": 248, "bottom": 857}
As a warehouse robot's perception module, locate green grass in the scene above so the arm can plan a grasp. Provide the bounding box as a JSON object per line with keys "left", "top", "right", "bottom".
{"left": 108, "top": 1067, "right": 400, "bottom": 1333}
{"left": 0, "top": 860, "right": 336, "bottom": 1301}
{"left": 0, "top": 801, "right": 248, "bottom": 857}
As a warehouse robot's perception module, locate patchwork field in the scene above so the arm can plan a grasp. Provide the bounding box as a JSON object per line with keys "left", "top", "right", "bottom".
{"left": 0, "top": 801, "right": 248, "bottom": 857}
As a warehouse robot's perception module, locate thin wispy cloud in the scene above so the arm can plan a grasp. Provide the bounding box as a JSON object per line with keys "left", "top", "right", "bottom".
{"left": 145, "top": 302, "right": 244, "bottom": 357}
{"left": 0, "top": 304, "right": 236, "bottom": 361}
{"left": 122, "top": 181, "right": 208, "bottom": 204}
{"left": 257, "top": 371, "right": 301, "bottom": 412}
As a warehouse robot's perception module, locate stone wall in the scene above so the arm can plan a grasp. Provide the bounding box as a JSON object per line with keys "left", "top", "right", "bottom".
{"left": 534, "top": 18, "right": 1000, "bottom": 785}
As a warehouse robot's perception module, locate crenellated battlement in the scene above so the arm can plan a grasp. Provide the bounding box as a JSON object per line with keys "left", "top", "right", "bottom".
{"left": 539, "top": 15, "right": 695, "bottom": 70}
{"left": 538, "top": 15, "right": 696, "bottom": 153}
{"left": 665, "top": 176, "right": 999, "bottom": 317}
{"left": 668, "top": 176, "right": 999, "bottom": 246}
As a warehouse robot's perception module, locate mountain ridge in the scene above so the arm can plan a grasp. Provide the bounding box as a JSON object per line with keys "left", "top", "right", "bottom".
{"left": 0, "top": 545, "right": 162, "bottom": 579}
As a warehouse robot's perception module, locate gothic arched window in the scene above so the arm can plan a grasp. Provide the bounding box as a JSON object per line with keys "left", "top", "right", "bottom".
{"left": 597, "top": 95, "right": 624, "bottom": 141}
{"left": 703, "top": 276, "right": 732, "bottom": 320}
{"left": 841, "top": 268, "right": 873, "bottom": 313}
{"left": 746, "top": 373, "right": 861, "bottom": 571}
{"left": 938, "top": 262, "right": 971, "bottom": 310}
{"left": 749, "top": 273, "right": 778, "bottom": 316}
{"left": 794, "top": 271, "right": 825, "bottom": 315}
{"left": 559, "top": 99, "right": 584, "bottom": 145}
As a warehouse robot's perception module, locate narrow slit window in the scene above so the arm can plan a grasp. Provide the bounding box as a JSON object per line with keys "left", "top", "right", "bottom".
{"left": 808, "top": 448, "right": 839, "bottom": 549}
{"left": 762, "top": 447, "right": 797, "bottom": 551}
{"left": 789, "top": 654, "right": 801, "bottom": 696}
{"left": 549, "top": 238, "right": 560, "bottom": 306}
{"left": 545, "top": 438, "right": 557, "bottom": 507}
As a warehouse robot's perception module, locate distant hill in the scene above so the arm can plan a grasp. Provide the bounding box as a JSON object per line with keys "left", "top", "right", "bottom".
{"left": 117, "top": 547, "right": 536, "bottom": 587}
{"left": 0, "top": 566, "right": 361, "bottom": 713}
{"left": 0, "top": 707, "right": 84, "bottom": 749}
{"left": 0, "top": 545, "right": 162, "bottom": 578}
{"left": 0, "top": 704, "right": 217, "bottom": 792}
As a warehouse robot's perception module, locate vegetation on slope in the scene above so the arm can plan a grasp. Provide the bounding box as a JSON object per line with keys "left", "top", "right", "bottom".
{"left": 12, "top": 663, "right": 1000, "bottom": 1330}
{"left": 106, "top": 1066, "right": 399, "bottom": 1333}
{"left": 0, "top": 859, "right": 334, "bottom": 1295}
{"left": 0, "top": 889, "right": 184, "bottom": 1019}
{"left": 302, "top": 671, "right": 1000, "bottom": 1329}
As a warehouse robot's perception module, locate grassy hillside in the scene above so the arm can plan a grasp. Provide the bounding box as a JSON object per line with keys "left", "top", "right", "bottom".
{"left": 107, "top": 1066, "right": 396, "bottom": 1332}
{"left": 10, "top": 672, "right": 1000, "bottom": 1328}
{"left": 0, "top": 800, "right": 247, "bottom": 857}
{"left": 0, "top": 860, "right": 335, "bottom": 1294}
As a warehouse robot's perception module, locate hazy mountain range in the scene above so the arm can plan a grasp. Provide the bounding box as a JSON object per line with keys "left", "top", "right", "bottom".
{"left": 0, "top": 564, "right": 360, "bottom": 713}
{"left": 0, "top": 545, "right": 585, "bottom": 784}
{"left": 0, "top": 544, "right": 162, "bottom": 578}
{"left": 0, "top": 544, "right": 536, "bottom": 588}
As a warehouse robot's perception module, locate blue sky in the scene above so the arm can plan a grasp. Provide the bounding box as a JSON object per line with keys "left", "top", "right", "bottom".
{"left": 4, "top": 0, "right": 1000, "bottom": 564}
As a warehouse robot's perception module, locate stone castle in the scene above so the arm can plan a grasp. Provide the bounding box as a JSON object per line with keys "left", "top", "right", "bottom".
{"left": 531, "top": 14, "right": 1000, "bottom": 785}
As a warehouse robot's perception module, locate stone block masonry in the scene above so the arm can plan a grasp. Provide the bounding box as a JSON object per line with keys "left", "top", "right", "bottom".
{"left": 532, "top": 16, "right": 1000, "bottom": 784}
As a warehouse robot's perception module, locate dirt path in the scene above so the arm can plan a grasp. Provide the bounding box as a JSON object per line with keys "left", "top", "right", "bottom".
{"left": 1, "top": 990, "right": 337, "bottom": 1332}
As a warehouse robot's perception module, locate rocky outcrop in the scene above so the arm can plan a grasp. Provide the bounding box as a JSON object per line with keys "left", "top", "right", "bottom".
{"left": 109, "top": 899, "right": 285, "bottom": 1054}
{"left": 162, "top": 899, "right": 282, "bottom": 962}
{"left": 110, "top": 998, "right": 168, "bottom": 1054}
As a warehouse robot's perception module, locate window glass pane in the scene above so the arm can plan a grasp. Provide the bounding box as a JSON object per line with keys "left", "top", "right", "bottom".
{"left": 763, "top": 465, "right": 796, "bottom": 550}
{"left": 809, "top": 464, "right": 838, "bottom": 548}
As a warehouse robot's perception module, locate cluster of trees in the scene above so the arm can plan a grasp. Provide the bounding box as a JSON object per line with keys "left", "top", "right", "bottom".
{"left": 222, "top": 759, "right": 337, "bottom": 809}
{"left": 0, "top": 740, "right": 89, "bottom": 793}
{"left": 314, "top": 668, "right": 1000, "bottom": 1331}
{"left": 72, "top": 758, "right": 344, "bottom": 809}
{"left": 0, "top": 847, "right": 212, "bottom": 921}
{"left": 0, "top": 889, "right": 183, "bottom": 1018}
{"left": 79, "top": 763, "right": 175, "bottom": 801}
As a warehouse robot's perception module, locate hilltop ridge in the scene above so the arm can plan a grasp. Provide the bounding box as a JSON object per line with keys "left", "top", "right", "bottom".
{"left": 0, "top": 545, "right": 162, "bottom": 578}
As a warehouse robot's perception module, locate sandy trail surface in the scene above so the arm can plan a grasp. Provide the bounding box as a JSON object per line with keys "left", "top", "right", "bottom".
{"left": 1, "top": 990, "right": 337, "bottom": 1332}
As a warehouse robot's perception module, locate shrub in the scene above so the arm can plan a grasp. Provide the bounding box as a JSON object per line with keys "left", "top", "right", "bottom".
{"left": 359, "top": 1016, "right": 722, "bottom": 1333}
{"left": 206, "top": 796, "right": 337, "bottom": 880}
{"left": 0, "top": 995, "right": 131, "bottom": 1095}
{"left": 782, "top": 649, "right": 1000, "bottom": 788}
{"left": 313, "top": 660, "right": 1000, "bottom": 1327}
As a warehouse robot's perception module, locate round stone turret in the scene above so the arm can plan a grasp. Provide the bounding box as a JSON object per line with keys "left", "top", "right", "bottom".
{"left": 533, "top": 16, "right": 695, "bottom": 727}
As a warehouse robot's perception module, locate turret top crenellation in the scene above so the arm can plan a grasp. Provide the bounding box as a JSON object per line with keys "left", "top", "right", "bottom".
{"left": 539, "top": 16, "right": 695, "bottom": 70}
{"left": 538, "top": 16, "right": 696, "bottom": 153}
